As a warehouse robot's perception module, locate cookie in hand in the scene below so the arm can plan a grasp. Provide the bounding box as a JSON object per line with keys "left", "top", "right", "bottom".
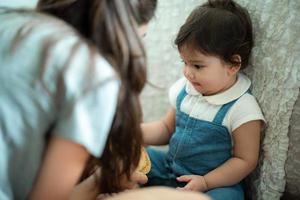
{"left": 136, "top": 147, "right": 151, "bottom": 174}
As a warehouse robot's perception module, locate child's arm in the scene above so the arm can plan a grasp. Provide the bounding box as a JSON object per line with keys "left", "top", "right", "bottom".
{"left": 203, "top": 120, "right": 261, "bottom": 190}
{"left": 177, "top": 120, "right": 262, "bottom": 191}
{"left": 28, "top": 136, "right": 90, "bottom": 200}
{"left": 142, "top": 108, "right": 176, "bottom": 145}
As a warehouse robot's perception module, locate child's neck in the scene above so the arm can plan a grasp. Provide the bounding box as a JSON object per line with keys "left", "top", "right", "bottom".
{"left": 224, "top": 75, "right": 238, "bottom": 92}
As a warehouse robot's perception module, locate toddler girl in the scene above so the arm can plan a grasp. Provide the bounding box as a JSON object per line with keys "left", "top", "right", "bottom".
{"left": 142, "top": 0, "right": 265, "bottom": 199}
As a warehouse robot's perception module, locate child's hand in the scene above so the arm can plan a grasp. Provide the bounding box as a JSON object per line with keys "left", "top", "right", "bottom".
{"left": 176, "top": 175, "right": 208, "bottom": 192}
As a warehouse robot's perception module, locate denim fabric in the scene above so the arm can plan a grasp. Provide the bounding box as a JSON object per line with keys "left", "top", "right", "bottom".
{"left": 146, "top": 87, "right": 244, "bottom": 200}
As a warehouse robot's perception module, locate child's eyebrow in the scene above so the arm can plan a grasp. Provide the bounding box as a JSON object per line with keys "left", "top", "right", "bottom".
{"left": 180, "top": 57, "right": 205, "bottom": 64}
{"left": 190, "top": 59, "right": 205, "bottom": 63}
{"left": 179, "top": 55, "right": 205, "bottom": 63}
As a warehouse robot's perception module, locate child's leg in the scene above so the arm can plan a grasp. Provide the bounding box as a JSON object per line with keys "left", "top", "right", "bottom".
{"left": 144, "top": 147, "right": 181, "bottom": 187}
{"left": 205, "top": 183, "right": 244, "bottom": 200}
{"left": 146, "top": 147, "right": 170, "bottom": 179}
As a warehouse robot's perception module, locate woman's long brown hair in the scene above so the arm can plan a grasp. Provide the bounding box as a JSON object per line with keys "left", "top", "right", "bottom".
{"left": 37, "top": 0, "right": 157, "bottom": 193}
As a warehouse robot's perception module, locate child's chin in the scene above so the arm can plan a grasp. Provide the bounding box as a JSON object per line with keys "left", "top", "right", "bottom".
{"left": 194, "top": 86, "right": 205, "bottom": 94}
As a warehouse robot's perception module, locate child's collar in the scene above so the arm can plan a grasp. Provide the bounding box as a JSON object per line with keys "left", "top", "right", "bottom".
{"left": 185, "top": 73, "right": 251, "bottom": 105}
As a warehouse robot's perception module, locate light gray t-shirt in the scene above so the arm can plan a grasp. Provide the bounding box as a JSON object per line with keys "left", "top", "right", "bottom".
{"left": 0, "top": 9, "right": 119, "bottom": 200}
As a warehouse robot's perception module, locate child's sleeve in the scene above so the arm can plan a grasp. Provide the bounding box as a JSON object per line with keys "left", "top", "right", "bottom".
{"left": 227, "top": 93, "right": 266, "bottom": 133}
{"left": 168, "top": 77, "right": 186, "bottom": 108}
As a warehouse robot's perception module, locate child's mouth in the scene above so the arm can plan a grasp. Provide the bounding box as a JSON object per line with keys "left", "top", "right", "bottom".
{"left": 191, "top": 81, "right": 201, "bottom": 87}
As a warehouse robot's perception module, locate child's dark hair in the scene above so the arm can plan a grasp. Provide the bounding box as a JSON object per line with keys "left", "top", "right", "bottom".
{"left": 175, "top": 0, "right": 253, "bottom": 69}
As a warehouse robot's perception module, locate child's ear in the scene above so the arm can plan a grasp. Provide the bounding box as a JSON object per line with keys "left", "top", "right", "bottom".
{"left": 228, "top": 54, "right": 241, "bottom": 75}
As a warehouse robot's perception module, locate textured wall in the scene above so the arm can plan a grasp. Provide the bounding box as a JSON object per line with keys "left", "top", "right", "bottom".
{"left": 141, "top": 0, "right": 205, "bottom": 121}
{"left": 283, "top": 90, "right": 300, "bottom": 199}
{"left": 141, "top": 0, "right": 300, "bottom": 199}
{"left": 239, "top": 1, "right": 300, "bottom": 199}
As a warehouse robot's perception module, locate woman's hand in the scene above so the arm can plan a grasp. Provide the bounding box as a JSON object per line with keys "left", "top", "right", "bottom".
{"left": 96, "top": 171, "right": 148, "bottom": 200}
{"left": 176, "top": 175, "right": 208, "bottom": 192}
{"left": 119, "top": 171, "right": 148, "bottom": 190}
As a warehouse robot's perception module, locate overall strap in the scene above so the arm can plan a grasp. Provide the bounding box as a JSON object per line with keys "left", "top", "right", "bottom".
{"left": 212, "top": 100, "right": 237, "bottom": 125}
{"left": 212, "top": 89, "right": 252, "bottom": 125}
{"left": 176, "top": 86, "right": 188, "bottom": 111}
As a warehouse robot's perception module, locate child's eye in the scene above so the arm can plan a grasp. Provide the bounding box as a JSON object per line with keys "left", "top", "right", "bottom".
{"left": 194, "top": 65, "right": 204, "bottom": 69}
{"left": 181, "top": 60, "right": 187, "bottom": 65}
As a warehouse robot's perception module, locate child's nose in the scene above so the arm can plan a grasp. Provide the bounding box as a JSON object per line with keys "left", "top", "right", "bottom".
{"left": 184, "top": 66, "right": 195, "bottom": 80}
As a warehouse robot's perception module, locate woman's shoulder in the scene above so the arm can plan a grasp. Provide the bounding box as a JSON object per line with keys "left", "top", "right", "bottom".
{"left": 0, "top": 8, "right": 118, "bottom": 107}
{"left": 1, "top": 9, "right": 117, "bottom": 82}
{"left": 0, "top": 9, "right": 85, "bottom": 50}
{"left": 0, "top": 9, "right": 67, "bottom": 31}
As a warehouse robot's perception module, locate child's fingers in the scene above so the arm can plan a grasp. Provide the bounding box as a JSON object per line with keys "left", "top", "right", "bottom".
{"left": 176, "top": 187, "right": 185, "bottom": 190}
{"left": 176, "top": 175, "right": 192, "bottom": 182}
{"left": 183, "top": 183, "right": 194, "bottom": 191}
{"left": 176, "top": 186, "right": 191, "bottom": 191}
{"left": 177, "top": 182, "right": 194, "bottom": 191}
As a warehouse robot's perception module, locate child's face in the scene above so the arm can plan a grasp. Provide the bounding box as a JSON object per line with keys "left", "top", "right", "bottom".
{"left": 180, "top": 46, "right": 238, "bottom": 96}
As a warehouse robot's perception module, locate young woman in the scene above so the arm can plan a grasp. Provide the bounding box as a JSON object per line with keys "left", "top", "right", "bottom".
{"left": 0, "top": 0, "right": 157, "bottom": 199}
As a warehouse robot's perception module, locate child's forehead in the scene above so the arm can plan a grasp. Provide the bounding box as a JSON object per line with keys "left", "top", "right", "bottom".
{"left": 179, "top": 43, "right": 223, "bottom": 63}
{"left": 179, "top": 44, "right": 207, "bottom": 58}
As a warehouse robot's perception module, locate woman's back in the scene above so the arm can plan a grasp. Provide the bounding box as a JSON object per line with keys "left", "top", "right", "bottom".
{"left": 0, "top": 9, "right": 119, "bottom": 199}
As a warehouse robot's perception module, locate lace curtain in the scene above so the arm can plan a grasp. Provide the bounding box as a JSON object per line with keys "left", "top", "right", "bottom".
{"left": 142, "top": 0, "right": 300, "bottom": 199}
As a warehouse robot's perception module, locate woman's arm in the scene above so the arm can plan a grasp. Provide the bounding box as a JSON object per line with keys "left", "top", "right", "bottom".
{"left": 72, "top": 168, "right": 149, "bottom": 200}
{"left": 141, "top": 108, "right": 176, "bottom": 145}
{"left": 28, "top": 136, "right": 90, "bottom": 200}
{"left": 203, "top": 120, "right": 262, "bottom": 190}
{"left": 70, "top": 172, "right": 100, "bottom": 200}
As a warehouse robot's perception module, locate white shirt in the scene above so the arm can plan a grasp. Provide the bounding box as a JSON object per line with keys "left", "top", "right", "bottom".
{"left": 169, "top": 73, "right": 265, "bottom": 134}
{"left": 0, "top": 0, "right": 38, "bottom": 9}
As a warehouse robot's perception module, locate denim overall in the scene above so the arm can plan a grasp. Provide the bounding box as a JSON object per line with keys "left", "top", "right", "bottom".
{"left": 146, "top": 87, "right": 244, "bottom": 200}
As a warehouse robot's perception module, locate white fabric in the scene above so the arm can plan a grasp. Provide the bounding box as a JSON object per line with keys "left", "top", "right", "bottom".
{"left": 169, "top": 73, "right": 265, "bottom": 134}
{"left": 0, "top": 0, "right": 38, "bottom": 9}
